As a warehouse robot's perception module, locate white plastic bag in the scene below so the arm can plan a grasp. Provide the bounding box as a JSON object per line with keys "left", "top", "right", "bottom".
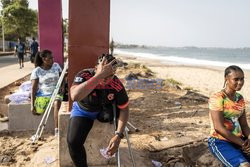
{"left": 19, "top": 81, "right": 32, "bottom": 92}
{"left": 9, "top": 92, "right": 30, "bottom": 104}
{"left": 100, "top": 147, "right": 115, "bottom": 159}
{"left": 152, "top": 160, "right": 162, "bottom": 167}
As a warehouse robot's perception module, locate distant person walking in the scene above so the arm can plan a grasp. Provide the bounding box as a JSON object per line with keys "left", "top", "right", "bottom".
{"left": 110, "top": 39, "right": 114, "bottom": 55}
{"left": 30, "top": 37, "right": 39, "bottom": 63}
{"left": 15, "top": 38, "right": 26, "bottom": 69}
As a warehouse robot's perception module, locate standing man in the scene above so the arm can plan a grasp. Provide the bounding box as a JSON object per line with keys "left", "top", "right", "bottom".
{"left": 15, "top": 38, "right": 26, "bottom": 69}
{"left": 30, "top": 37, "right": 39, "bottom": 63}
{"left": 110, "top": 39, "right": 114, "bottom": 55}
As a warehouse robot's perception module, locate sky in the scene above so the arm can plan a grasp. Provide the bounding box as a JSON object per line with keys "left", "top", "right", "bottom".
{"left": 28, "top": 0, "right": 250, "bottom": 48}
{"left": 28, "top": 0, "right": 68, "bottom": 19}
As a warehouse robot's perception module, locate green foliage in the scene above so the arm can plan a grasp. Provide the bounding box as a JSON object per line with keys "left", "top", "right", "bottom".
{"left": 1, "top": 0, "right": 38, "bottom": 40}
{"left": 0, "top": 0, "right": 12, "bottom": 8}
{"left": 63, "top": 18, "right": 68, "bottom": 52}
{"left": 63, "top": 18, "right": 68, "bottom": 37}
{"left": 18, "top": 0, "right": 28, "bottom": 8}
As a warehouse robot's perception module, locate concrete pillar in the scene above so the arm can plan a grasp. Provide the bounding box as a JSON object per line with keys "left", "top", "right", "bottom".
{"left": 58, "top": 103, "right": 73, "bottom": 167}
{"left": 38, "top": 0, "right": 64, "bottom": 66}
{"left": 68, "top": 0, "right": 110, "bottom": 109}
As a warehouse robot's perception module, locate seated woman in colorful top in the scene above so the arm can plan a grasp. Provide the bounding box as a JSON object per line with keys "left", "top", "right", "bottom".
{"left": 30, "top": 50, "right": 62, "bottom": 135}
{"left": 208, "top": 65, "right": 250, "bottom": 167}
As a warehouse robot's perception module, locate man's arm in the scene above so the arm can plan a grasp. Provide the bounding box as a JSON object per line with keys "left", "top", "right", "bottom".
{"left": 14, "top": 45, "right": 17, "bottom": 56}
{"left": 23, "top": 43, "right": 26, "bottom": 54}
{"left": 107, "top": 106, "right": 129, "bottom": 156}
{"left": 116, "top": 106, "right": 129, "bottom": 133}
{"left": 70, "top": 59, "right": 116, "bottom": 101}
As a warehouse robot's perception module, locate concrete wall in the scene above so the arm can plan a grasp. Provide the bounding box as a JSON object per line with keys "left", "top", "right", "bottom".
{"left": 8, "top": 102, "right": 54, "bottom": 132}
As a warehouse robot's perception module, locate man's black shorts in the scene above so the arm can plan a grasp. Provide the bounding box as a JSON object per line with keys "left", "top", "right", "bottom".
{"left": 17, "top": 53, "right": 24, "bottom": 59}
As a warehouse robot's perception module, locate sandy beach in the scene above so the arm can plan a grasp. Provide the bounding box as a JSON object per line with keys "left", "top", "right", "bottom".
{"left": 116, "top": 53, "right": 250, "bottom": 104}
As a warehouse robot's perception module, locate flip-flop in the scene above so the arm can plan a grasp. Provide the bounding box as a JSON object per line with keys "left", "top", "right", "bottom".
{"left": 0, "top": 117, "right": 9, "bottom": 122}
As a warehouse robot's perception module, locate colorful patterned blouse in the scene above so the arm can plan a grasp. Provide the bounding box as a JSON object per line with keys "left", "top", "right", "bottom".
{"left": 208, "top": 91, "right": 245, "bottom": 140}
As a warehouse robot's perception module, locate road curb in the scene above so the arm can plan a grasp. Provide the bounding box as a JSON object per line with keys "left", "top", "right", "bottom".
{"left": 0, "top": 52, "right": 15, "bottom": 57}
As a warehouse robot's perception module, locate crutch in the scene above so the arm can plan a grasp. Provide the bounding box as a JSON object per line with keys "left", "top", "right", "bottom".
{"left": 31, "top": 59, "right": 68, "bottom": 143}
{"left": 112, "top": 103, "right": 136, "bottom": 167}
{"left": 112, "top": 103, "right": 121, "bottom": 167}
{"left": 125, "top": 127, "right": 136, "bottom": 167}
{"left": 127, "top": 121, "right": 139, "bottom": 132}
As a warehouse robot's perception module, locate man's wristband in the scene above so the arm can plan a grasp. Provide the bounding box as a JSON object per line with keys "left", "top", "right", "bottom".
{"left": 115, "top": 131, "right": 124, "bottom": 139}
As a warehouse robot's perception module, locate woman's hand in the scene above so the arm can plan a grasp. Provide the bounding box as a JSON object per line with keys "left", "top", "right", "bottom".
{"left": 31, "top": 106, "right": 39, "bottom": 115}
{"left": 242, "top": 139, "right": 250, "bottom": 155}
{"left": 107, "top": 135, "right": 121, "bottom": 156}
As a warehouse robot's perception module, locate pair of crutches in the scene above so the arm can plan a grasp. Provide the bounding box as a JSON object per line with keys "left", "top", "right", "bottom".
{"left": 112, "top": 103, "right": 136, "bottom": 167}
{"left": 31, "top": 59, "right": 68, "bottom": 143}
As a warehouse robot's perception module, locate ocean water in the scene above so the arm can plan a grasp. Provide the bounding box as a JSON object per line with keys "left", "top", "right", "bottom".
{"left": 114, "top": 47, "right": 250, "bottom": 70}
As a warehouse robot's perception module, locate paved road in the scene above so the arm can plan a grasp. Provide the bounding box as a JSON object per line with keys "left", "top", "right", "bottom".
{"left": 0, "top": 54, "right": 31, "bottom": 68}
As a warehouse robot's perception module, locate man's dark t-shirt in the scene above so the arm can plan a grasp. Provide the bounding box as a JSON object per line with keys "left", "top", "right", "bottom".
{"left": 16, "top": 42, "right": 25, "bottom": 54}
{"left": 30, "top": 41, "right": 39, "bottom": 54}
{"left": 72, "top": 68, "right": 129, "bottom": 112}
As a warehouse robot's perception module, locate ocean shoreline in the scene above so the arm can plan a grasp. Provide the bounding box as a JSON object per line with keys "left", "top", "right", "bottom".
{"left": 114, "top": 48, "right": 250, "bottom": 71}
{"left": 116, "top": 53, "right": 250, "bottom": 103}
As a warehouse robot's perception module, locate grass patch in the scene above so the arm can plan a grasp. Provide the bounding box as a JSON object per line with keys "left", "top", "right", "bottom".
{"left": 166, "top": 78, "right": 182, "bottom": 86}
{"left": 141, "top": 65, "right": 154, "bottom": 74}
{"left": 133, "top": 63, "right": 141, "bottom": 68}
{"left": 183, "top": 86, "right": 199, "bottom": 92}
